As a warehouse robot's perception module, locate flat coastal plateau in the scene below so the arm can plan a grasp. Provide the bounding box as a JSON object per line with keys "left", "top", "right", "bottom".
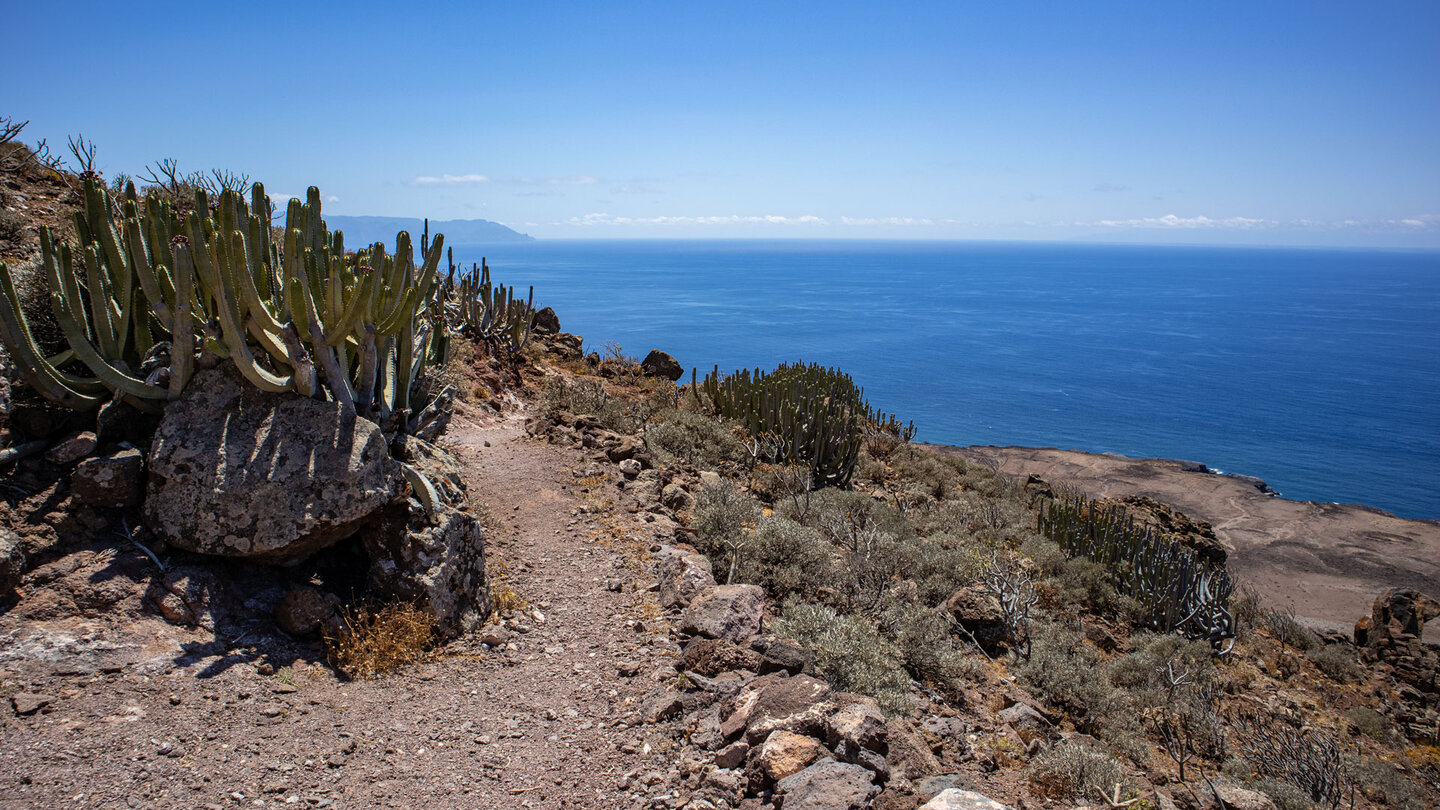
{"left": 942, "top": 445, "right": 1440, "bottom": 642}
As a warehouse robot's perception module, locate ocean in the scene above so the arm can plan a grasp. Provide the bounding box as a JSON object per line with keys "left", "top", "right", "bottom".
{"left": 444, "top": 239, "right": 1440, "bottom": 520}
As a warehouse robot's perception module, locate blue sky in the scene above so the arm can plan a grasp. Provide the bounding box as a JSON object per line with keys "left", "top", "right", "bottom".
{"left": 6, "top": 2, "right": 1438, "bottom": 245}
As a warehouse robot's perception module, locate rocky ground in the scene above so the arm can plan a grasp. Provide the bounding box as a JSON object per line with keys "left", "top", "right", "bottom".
{"left": 947, "top": 445, "right": 1440, "bottom": 641}
{"left": 0, "top": 403, "right": 697, "bottom": 809}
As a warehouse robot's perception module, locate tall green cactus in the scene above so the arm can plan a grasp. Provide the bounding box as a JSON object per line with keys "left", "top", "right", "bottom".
{"left": 1037, "top": 495, "right": 1235, "bottom": 652}
{"left": 0, "top": 174, "right": 454, "bottom": 440}
{"left": 699, "top": 361, "right": 866, "bottom": 488}
{"left": 440, "top": 255, "right": 535, "bottom": 359}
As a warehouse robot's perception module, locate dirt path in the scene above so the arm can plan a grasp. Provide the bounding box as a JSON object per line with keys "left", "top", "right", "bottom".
{"left": 0, "top": 408, "right": 681, "bottom": 809}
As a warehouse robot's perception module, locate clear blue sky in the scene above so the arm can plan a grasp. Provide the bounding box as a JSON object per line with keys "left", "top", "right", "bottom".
{"left": 7, "top": 2, "right": 1438, "bottom": 246}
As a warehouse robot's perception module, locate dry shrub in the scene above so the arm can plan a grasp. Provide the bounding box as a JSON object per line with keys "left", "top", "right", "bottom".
{"left": 324, "top": 602, "right": 436, "bottom": 679}
{"left": 773, "top": 596, "right": 911, "bottom": 714}
{"left": 646, "top": 409, "right": 748, "bottom": 470}
{"left": 486, "top": 555, "right": 528, "bottom": 615}
{"left": 1306, "top": 643, "right": 1362, "bottom": 682}
{"left": 1027, "top": 742, "right": 1136, "bottom": 802}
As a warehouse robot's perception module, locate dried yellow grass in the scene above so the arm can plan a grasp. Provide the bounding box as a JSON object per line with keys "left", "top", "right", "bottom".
{"left": 324, "top": 602, "right": 436, "bottom": 679}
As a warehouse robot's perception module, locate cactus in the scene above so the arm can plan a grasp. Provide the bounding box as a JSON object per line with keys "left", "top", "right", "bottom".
{"left": 1037, "top": 495, "right": 1235, "bottom": 652}
{"left": 0, "top": 174, "right": 453, "bottom": 443}
{"left": 699, "top": 361, "right": 869, "bottom": 488}
{"left": 440, "top": 255, "right": 535, "bottom": 359}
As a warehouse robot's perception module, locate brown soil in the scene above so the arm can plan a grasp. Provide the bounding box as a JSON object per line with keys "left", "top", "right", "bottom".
{"left": 945, "top": 445, "right": 1440, "bottom": 640}
{"left": 0, "top": 403, "right": 685, "bottom": 809}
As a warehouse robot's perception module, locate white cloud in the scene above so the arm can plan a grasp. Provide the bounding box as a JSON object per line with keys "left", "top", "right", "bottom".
{"left": 1397, "top": 215, "right": 1439, "bottom": 228}
{"left": 1097, "top": 214, "right": 1273, "bottom": 229}
{"left": 412, "top": 173, "right": 492, "bottom": 185}
{"left": 569, "top": 213, "right": 828, "bottom": 226}
{"left": 411, "top": 173, "right": 601, "bottom": 186}
{"left": 506, "top": 175, "right": 598, "bottom": 186}
{"left": 840, "top": 216, "right": 934, "bottom": 226}
{"left": 326, "top": 195, "right": 339, "bottom": 202}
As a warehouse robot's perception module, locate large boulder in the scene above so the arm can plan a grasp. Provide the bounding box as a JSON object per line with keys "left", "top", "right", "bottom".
{"left": 360, "top": 500, "right": 490, "bottom": 638}
{"left": 681, "top": 584, "right": 765, "bottom": 643}
{"left": 1368, "top": 587, "right": 1440, "bottom": 648}
{"left": 945, "top": 585, "right": 1008, "bottom": 652}
{"left": 640, "top": 350, "right": 684, "bottom": 381}
{"left": 774, "top": 758, "right": 877, "bottom": 810}
{"left": 531, "top": 306, "right": 561, "bottom": 335}
{"left": 145, "top": 368, "right": 401, "bottom": 561}
{"left": 743, "top": 673, "right": 834, "bottom": 744}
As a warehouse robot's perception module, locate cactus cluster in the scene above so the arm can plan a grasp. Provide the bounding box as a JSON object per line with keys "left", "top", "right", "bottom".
{"left": 696, "top": 361, "right": 871, "bottom": 488}
{"left": 439, "top": 255, "right": 535, "bottom": 359}
{"left": 1038, "top": 495, "right": 1235, "bottom": 653}
{"left": 0, "top": 175, "right": 452, "bottom": 439}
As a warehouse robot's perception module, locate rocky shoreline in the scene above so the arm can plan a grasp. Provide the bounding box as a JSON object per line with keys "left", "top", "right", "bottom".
{"left": 939, "top": 444, "right": 1440, "bottom": 641}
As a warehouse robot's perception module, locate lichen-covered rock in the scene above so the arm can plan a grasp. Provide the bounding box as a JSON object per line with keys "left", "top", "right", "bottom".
{"left": 360, "top": 500, "right": 489, "bottom": 639}
{"left": 826, "top": 700, "right": 887, "bottom": 752}
{"left": 145, "top": 368, "right": 400, "bottom": 560}
{"left": 1370, "top": 587, "right": 1440, "bottom": 648}
{"left": 774, "top": 758, "right": 877, "bottom": 810}
{"left": 659, "top": 550, "right": 716, "bottom": 609}
{"left": 0, "top": 528, "right": 24, "bottom": 594}
{"left": 945, "top": 585, "right": 1008, "bottom": 651}
{"left": 920, "top": 789, "right": 1015, "bottom": 810}
{"left": 531, "top": 306, "right": 561, "bottom": 335}
{"left": 44, "top": 431, "right": 97, "bottom": 465}
{"left": 1208, "top": 778, "right": 1279, "bottom": 810}
{"left": 661, "top": 482, "right": 696, "bottom": 513}
{"left": 885, "top": 718, "right": 943, "bottom": 780}
{"left": 750, "top": 635, "right": 813, "bottom": 674}
{"left": 681, "top": 584, "right": 765, "bottom": 643}
{"left": 681, "top": 637, "right": 763, "bottom": 676}
{"left": 70, "top": 447, "right": 145, "bottom": 508}
{"left": 744, "top": 674, "right": 834, "bottom": 744}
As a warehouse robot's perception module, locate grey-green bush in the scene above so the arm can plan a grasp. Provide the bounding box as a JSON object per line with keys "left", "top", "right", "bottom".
{"left": 646, "top": 409, "right": 748, "bottom": 470}
{"left": 773, "top": 597, "right": 911, "bottom": 714}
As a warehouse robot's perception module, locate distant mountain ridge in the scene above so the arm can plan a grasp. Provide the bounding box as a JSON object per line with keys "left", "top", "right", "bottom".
{"left": 324, "top": 215, "right": 534, "bottom": 247}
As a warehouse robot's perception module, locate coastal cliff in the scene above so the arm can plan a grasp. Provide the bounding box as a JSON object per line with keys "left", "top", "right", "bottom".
{"left": 944, "top": 445, "right": 1440, "bottom": 640}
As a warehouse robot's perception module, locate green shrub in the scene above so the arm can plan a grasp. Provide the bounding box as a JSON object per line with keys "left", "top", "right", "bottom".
{"left": 1263, "top": 608, "right": 1322, "bottom": 652}
{"left": 1307, "top": 644, "right": 1362, "bottom": 682}
{"left": 727, "top": 515, "right": 835, "bottom": 598}
{"left": 1020, "top": 536, "right": 1068, "bottom": 578}
{"left": 693, "top": 479, "right": 760, "bottom": 574}
{"left": 1252, "top": 778, "right": 1320, "bottom": 810}
{"left": 773, "top": 597, "right": 911, "bottom": 714}
{"left": 1058, "top": 556, "right": 1119, "bottom": 612}
{"left": 1344, "top": 706, "right": 1392, "bottom": 740}
{"left": 1347, "top": 755, "right": 1430, "bottom": 810}
{"left": 908, "top": 534, "right": 988, "bottom": 606}
{"left": 1017, "top": 622, "right": 1112, "bottom": 716}
{"left": 1027, "top": 742, "right": 1136, "bottom": 802}
{"left": 646, "top": 409, "right": 748, "bottom": 470}
{"left": 880, "top": 603, "right": 980, "bottom": 696}
{"left": 887, "top": 444, "right": 961, "bottom": 499}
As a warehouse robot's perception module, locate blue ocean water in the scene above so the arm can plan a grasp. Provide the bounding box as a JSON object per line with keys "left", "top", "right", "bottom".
{"left": 448, "top": 240, "right": 1440, "bottom": 519}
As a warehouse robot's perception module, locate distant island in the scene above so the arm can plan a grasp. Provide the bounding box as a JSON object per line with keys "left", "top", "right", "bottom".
{"left": 324, "top": 215, "right": 534, "bottom": 247}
